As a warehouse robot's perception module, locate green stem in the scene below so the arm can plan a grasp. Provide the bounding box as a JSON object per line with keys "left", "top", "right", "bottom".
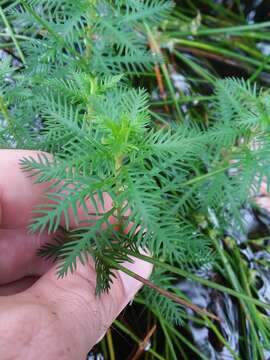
{"left": 0, "top": 6, "right": 25, "bottom": 63}
{"left": 0, "top": 32, "right": 32, "bottom": 41}
{"left": 214, "top": 238, "right": 270, "bottom": 356}
{"left": 20, "top": 0, "right": 85, "bottom": 67}
{"left": 85, "top": 0, "right": 96, "bottom": 59}
{"left": 100, "top": 338, "right": 109, "bottom": 359}
{"left": 231, "top": 245, "right": 270, "bottom": 354}
{"left": 106, "top": 328, "right": 115, "bottom": 360}
{"left": 145, "top": 24, "right": 184, "bottom": 122}
{"left": 158, "top": 318, "right": 178, "bottom": 360}
{"left": 167, "top": 21, "right": 270, "bottom": 37}
{"left": 123, "top": 250, "right": 270, "bottom": 310}
{"left": 137, "top": 294, "right": 240, "bottom": 360}
{"left": 114, "top": 320, "right": 166, "bottom": 360}
{"left": 136, "top": 296, "right": 240, "bottom": 360}
{"left": 151, "top": 95, "right": 214, "bottom": 106}
{"left": 167, "top": 38, "right": 270, "bottom": 71}
{"left": 169, "top": 327, "right": 209, "bottom": 360}
{"left": 249, "top": 54, "right": 270, "bottom": 82}
{"left": 173, "top": 50, "right": 215, "bottom": 84}
{"left": 0, "top": 95, "right": 19, "bottom": 143}
{"left": 102, "top": 255, "right": 219, "bottom": 320}
{"left": 183, "top": 165, "right": 231, "bottom": 187}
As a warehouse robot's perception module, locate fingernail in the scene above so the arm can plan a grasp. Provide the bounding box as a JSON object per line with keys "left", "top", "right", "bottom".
{"left": 118, "top": 256, "right": 153, "bottom": 298}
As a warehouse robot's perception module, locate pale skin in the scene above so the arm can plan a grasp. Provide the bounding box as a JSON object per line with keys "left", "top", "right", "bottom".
{"left": 0, "top": 150, "right": 152, "bottom": 360}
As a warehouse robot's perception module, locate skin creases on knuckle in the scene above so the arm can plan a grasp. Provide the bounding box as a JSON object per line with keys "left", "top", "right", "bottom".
{"left": 76, "top": 303, "right": 106, "bottom": 347}
{"left": 58, "top": 278, "right": 125, "bottom": 344}
{"left": 56, "top": 288, "right": 102, "bottom": 337}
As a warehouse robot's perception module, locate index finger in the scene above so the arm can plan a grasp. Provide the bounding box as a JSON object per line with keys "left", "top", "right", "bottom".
{"left": 0, "top": 150, "right": 50, "bottom": 229}
{"left": 0, "top": 150, "right": 114, "bottom": 230}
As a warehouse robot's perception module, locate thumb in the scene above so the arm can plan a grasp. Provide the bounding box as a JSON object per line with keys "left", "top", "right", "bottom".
{"left": 27, "top": 256, "right": 152, "bottom": 358}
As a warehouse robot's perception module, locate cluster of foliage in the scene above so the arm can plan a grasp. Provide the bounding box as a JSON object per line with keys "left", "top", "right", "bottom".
{"left": 1, "top": 0, "right": 270, "bottom": 334}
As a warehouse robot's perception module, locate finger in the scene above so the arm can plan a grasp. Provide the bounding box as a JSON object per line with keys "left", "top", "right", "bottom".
{"left": 255, "top": 180, "right": 270, "bottom": 211}
{"left": 255, "top": 196, "right": 270, "bottom": 212}
{"left": 0, "top": 150, "right": 114, "bottom": 229}
{"left": 26, "top": 257, "right": 153, "bottom": 358}
{"left": 0, "top": 276, "right": 38, "bottom": 296}
{"left": 0, "top": 150, "right": 113, "bottom": 281}
{"left": 0, "top": 150, "right": 50, "bottom": 228}
{"left": 0, "top": 229, "right": 52, "bottom": 284}
{"left": 0, "top": 258, "right": 152, "bottom": 360}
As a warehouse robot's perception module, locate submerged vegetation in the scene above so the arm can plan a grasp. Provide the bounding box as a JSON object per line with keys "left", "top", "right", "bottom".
{"left": 1, "top": 0, "right": 270, "bottom": 359}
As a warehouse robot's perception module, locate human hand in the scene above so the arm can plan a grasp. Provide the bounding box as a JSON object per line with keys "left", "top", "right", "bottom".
{"left": 0, "top": 150, "right": 152, "bottom": 360}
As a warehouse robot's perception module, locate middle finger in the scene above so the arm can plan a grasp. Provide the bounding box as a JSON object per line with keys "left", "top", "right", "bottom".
{"left": 0, "top": 228, "right": 53, "bottom": 284}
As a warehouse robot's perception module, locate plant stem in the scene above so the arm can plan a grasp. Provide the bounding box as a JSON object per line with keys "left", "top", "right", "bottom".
{"left": 146, "top": 24, "right": 184, "bottom": 122}
{"left": 0, "top": 95, "right": 19, "bottom": 143}
{"left": 114, "top": 320, "right": 166, "bottom": 360}
{"left": 0, "top": 6, "right": 25, "bottom": 63}
{"left": 213, "top": 238, "right": 267, "bottom": 358}
{"left": 135, "top": 296, "right": 240, "bottom": 360}
{"left": 183, "top": 165, "right": 231, "bottom": 186}
{"left": 166, "top": 38, "right": 270, "bottom": 71}
{"left": 102, "top": 255, "right": 219, "bottom": 321}
{"left": 158, "top": 318, "right": 178, "bottom": 360}
{"left": 20, "top": 0, "right": 85, "bottom": 68}
{"left": 174, "top": 49, "right": 216, "bottom": 83}
{"left": 124, "top": 250, "right": 270, "bottom": 310}
{"left": 106, "top": 328, "right": 116, "bottom": 360}
{"left": 232, "top": 244, "right": 270, "bottom": 353}
{"left": 167, "top": 21, "right": 270, "bottom": 37}
{"left": 131, "top": 324, "right": 157, "bottom": 360}
{"left": 151, "top": 95, "right": 214, "bottom": 106}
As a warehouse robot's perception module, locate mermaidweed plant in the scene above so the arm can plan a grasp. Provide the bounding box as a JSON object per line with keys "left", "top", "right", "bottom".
{"left": 1, "top": 0, "right": 270, "bottom": 325}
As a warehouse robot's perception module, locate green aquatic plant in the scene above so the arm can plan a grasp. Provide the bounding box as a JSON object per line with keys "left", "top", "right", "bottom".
{"left": 1, "top": 0, "right": 270, "bottom": 332}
